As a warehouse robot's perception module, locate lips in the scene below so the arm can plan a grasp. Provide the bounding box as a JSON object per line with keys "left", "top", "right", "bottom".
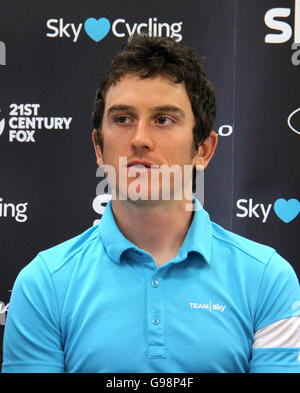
{"left": 127, "top": 160, "right": 159, "bottom": 169}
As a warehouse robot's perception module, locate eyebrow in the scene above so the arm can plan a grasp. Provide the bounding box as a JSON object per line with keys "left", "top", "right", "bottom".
{"left": 106, "top": 105, "right": 186, "bottom": 118}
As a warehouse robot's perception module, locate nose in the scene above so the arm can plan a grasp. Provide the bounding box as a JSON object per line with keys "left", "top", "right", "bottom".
{"left": 130, "top": 120, "right": 154, "bottom": 153}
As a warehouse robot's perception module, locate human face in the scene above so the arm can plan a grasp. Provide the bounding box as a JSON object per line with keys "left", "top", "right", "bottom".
{"left": 93, "top": 74, "right": 203, "bottom": 204}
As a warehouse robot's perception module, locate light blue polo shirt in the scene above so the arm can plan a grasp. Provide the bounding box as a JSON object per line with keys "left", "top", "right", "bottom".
{"left": 2, "top": 198, "right": 300, "bottom": 373}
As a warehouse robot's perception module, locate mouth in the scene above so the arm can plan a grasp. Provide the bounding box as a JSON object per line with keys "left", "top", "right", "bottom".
{"left": 127, "top": 160, "right": 160, "bottom": 169}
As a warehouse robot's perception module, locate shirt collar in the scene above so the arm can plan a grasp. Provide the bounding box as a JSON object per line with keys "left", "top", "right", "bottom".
{"left": 98, "top": 197, "right": 212, "bottom": 265}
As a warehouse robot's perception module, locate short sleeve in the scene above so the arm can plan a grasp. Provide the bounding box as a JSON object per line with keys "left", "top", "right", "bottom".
{"left": 1, "top": 255, "right": 65, "bottom": 373}
{"left": 250, "top": 252, "right": 300, "bottom": 373}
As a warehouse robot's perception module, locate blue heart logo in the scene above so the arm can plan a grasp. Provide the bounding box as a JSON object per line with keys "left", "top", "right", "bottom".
{"left": 84, "top": 17, "right": 110, "bottom": 42}
{"left": 274, "top": 198, "right": 300, "bottom": 223}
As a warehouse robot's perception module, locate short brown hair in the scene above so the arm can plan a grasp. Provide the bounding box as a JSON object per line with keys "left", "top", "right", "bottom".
{"left": 92, "top": 34, "right": 216, "bottom": 151}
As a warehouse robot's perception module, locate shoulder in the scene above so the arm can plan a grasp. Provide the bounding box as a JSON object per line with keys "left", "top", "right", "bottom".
{"left": 211, "top": 221, "right": 276, "bottom": 266}
{"left": 211, "top": 221, "right": 299, "bottom": 288}
{"left": 8, "top": 225, "right": 102, "bottom": 321}
{"left": 36, "top": 225, "right": 100, "bottom": 275}
{"left": 210, "top": 222, "right": 299, "bottom": 318}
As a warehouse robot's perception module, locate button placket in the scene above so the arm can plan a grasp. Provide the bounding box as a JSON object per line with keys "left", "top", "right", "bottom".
{"left": 147, "top": 275, "right": 166, "bottom": 359}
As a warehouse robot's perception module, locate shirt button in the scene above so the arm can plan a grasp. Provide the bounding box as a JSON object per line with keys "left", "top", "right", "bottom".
{"left": 152, "top": 316, "right": 160, "bottom": 325}
{"left": 151, "top": 279, "right": 159, "bottom": 288}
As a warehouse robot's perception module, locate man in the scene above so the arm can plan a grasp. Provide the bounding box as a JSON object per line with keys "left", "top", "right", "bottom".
{"left": 2, "top": 34, "right": 300, "bottom": 373}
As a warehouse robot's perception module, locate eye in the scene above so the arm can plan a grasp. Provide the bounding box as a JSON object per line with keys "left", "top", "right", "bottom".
{"left": 115, "top": 116, "right": 130, "bottom": 124}
{"left": 155, "top": 116, "right": 174, "bottom": 125}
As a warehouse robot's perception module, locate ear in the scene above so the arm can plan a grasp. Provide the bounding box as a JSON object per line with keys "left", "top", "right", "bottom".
{"left": 194, "top": 130, "right": 218, "bottom": 169}
{"left": 92, "top": 129, "right": 104, "bottom": 166}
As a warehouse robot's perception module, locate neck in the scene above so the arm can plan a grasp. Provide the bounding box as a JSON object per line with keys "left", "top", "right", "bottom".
{"left": 111, "top": 198, "right": 193, "bottom": 267}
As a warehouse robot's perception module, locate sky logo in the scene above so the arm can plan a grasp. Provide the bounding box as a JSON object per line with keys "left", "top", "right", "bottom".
{"left": 264, "top": 0, "right": 300, "bottom": 44}
{"left": 264, "top": 1, "right": 300, "bottom": 65}
{"left": 46, "top": 17, "right": 183, "bottom": 42}
{"left": 236, "top": 198, "right": 300, "bottom": 223}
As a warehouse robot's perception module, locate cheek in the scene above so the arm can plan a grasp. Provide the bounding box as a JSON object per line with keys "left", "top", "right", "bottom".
{"left": 172, "top": 140, "right": 196, "bottom": 163}
{"left": 102, "top": 136, "right": 128, "bottom": 168}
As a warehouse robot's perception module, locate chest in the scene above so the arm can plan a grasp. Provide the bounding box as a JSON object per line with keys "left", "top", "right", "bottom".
{"left": 61, "top": 264, "right": 254, "bottom": 372}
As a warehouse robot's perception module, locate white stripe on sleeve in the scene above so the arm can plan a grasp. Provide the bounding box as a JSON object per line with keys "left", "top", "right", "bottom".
{"left": 253, "top": 317, "right": 300, "bottom": 349}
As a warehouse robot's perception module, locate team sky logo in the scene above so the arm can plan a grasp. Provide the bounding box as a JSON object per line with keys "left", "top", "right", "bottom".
{"left": 236, "top": 198, "right": 300, "bottom": 223}
{"left": 264, "top": 0, "right": 300, "bottom": 65}
{"left": 46, "top": 16, "right": 183, "bottom": 42}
